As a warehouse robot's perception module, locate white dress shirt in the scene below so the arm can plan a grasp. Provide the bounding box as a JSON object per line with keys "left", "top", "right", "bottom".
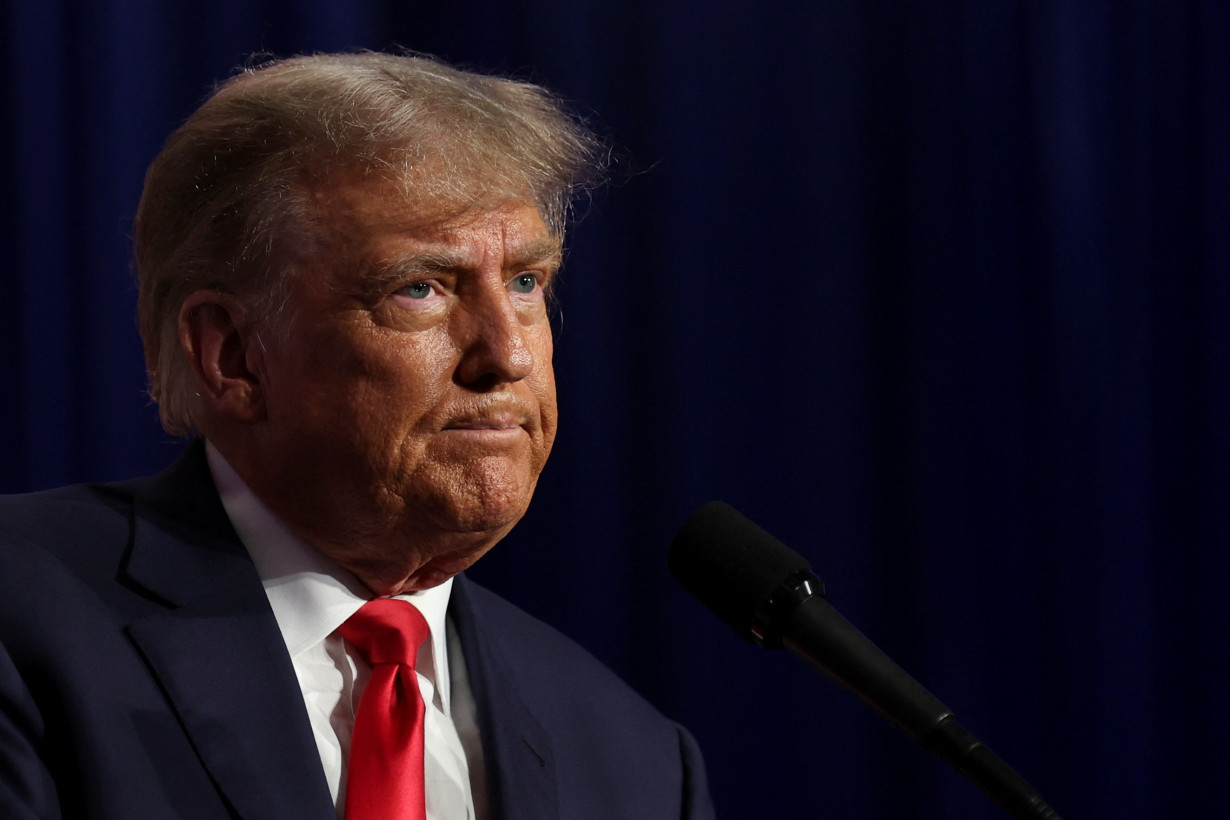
{"left": 206, "top": 443, "right": 486, "bottom": 819}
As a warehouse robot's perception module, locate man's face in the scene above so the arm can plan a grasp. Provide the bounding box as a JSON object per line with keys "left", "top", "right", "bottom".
{"left": 242, "top": 175, "right": 560, "bottom": 592}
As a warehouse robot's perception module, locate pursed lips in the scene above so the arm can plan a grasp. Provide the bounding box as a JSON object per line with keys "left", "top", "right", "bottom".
{"left": 441, "top": 411, "right": 532, "bottom": 437}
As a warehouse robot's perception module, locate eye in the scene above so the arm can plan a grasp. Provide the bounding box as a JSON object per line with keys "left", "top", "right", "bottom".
{"left": 509, "top": 273, "right": 540, "bottom": 294}
{"left": 398, "top": 282, "right": 434, "bottom": 300}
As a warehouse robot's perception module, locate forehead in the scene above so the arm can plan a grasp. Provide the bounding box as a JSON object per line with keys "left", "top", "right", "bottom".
{"left": 311, "top": 169, "right": 558, "bottom": 260}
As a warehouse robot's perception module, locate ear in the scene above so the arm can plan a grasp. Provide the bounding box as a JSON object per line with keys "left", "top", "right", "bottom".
{"left": 178, "top": 290, "right": 267, "bottom": 424}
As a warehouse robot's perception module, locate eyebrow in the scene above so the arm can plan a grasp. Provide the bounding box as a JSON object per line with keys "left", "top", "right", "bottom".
{"left": 509, "top": 236, "right": 565, "bottom": 271}
{"left": 362, "top": 235, "right": 565, "bottom": 292}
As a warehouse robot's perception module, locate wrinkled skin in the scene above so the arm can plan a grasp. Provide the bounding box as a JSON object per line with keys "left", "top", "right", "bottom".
{"left": 186, "top": 174, "right": 561, "bottom": 594}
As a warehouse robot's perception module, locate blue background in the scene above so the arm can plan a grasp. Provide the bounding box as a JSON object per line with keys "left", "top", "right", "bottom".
{"left": 4, "top": 2, "right": 1228, "bottom": 817}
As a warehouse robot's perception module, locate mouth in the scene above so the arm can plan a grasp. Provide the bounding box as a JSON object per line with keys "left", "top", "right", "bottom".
{"left": 444, "top": 413, "right": 526, "bottom": 432}
{"left": 440, "top": 410, "right": 533, "bottom": 444}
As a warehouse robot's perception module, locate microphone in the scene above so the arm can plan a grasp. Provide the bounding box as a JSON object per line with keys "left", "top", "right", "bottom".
{"left": 668, "top": 501, "right": 1062, "bottom": 820}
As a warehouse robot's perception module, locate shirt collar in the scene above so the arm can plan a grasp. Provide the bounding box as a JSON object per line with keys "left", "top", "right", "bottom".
{"left": 204, "top": 441, "right": 455, "bottom": 712}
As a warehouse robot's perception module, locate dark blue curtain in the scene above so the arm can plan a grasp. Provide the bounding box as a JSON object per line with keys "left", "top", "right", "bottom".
{"left": 4, "top": 2, "right": 1227, "bottom": 817}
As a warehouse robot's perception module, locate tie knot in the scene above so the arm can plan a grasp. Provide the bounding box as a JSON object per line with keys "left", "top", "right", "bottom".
{"left": 339, "top": 598, "right": 430, "bottom": 667}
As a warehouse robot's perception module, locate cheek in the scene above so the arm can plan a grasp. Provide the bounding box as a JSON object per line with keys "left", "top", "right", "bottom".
{"left": 365, "top": 326, "right": 455, "bottom": 386}
{"left": 531, "top": 331, "right": 558, "bottom": 424}
{"left": 535, "top": 377, "right": 559, "bottom": 466}
{"left": 363, "top": 333, "right": 472, "bottom": 450}
{"left": 278, "top": 332, "right": 448, "bottom": 445}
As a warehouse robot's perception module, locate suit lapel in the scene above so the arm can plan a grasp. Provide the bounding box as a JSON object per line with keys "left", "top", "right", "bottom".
{"left": 450, "top": 576, "right": 559, "bottom": 820}
{"left": 120, "top": 443, "right": 336, "bottom": 820}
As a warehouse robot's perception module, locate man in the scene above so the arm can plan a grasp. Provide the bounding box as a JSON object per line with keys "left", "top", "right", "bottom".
{"left": 0, "top": 53, "right": 713, "bottom": 819}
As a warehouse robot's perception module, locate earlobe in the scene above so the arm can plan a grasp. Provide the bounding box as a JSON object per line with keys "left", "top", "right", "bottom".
{"left": 178, "top": 291, "right": 267, "bottom": 424}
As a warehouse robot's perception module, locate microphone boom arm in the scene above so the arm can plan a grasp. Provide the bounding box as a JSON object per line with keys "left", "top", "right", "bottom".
{"left": 668, "top": 501, "right": 1063, "bottom": 820}
{"left": 779, "top": 582, "right": 1061, "bottom": 820}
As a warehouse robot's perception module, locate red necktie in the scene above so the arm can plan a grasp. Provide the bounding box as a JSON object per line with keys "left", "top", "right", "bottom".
{"left": 339, "top": 598, "right": 431, "bottom": 820}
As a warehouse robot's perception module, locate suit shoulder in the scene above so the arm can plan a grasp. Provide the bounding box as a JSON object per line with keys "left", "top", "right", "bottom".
{"left": 453, "top": 577, "right": 668, "bottom": 722}
{"left": 0, "top": 483, "right": 134, "bottom": 594}
{"left": 0, "top": 482, "right": 130, "bottom": 537}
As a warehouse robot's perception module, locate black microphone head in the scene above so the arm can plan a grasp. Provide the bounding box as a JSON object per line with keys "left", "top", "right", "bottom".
{"left": 668, "top": 501, "right": 816, "bottom": 644}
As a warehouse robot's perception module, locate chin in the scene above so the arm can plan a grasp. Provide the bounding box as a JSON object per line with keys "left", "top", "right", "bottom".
{"left": 440, "top": 501, "right": 528, "bottom": 538}
{"left": 428, "top": 466, "right": 537, "bottom": 535}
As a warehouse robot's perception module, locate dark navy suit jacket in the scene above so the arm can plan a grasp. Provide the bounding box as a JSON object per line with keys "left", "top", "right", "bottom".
{"left": 0, "top": 445, "right": 713, "bottom": 819}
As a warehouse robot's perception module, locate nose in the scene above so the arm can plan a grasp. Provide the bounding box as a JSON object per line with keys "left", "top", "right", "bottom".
{"left": 453, "top": 286, "right": 536, "bottom": 389}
